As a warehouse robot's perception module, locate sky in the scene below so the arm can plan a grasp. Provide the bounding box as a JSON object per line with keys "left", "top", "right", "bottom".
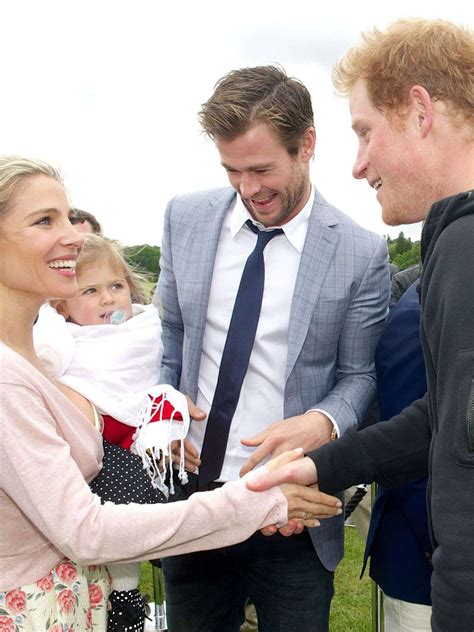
{"left": 2, "top": 0, "right": 472, "bottom": 246}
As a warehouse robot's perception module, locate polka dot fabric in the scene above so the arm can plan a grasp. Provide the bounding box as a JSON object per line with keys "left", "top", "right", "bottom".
{"left": 90, "top": 439, "right": 165, "bottom": 506}
{"left": 107, "top": 589, "right": 148, "bottom": 632}
{"left": 90, "top": 440, "right": 164, "bottom": 631}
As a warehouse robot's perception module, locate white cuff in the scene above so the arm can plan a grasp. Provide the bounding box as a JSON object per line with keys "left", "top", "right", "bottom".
{"left": 306, "top": 408, "right": 340, "bottom": 439}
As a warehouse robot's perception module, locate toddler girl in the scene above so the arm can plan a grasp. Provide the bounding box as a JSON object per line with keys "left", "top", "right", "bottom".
{"left": 34, "top": 234, "right": 186, "bottom": 631}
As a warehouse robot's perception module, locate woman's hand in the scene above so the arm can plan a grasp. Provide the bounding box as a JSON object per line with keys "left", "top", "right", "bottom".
{"left": 279, "top": 483, "right": 342, "bottom": 528}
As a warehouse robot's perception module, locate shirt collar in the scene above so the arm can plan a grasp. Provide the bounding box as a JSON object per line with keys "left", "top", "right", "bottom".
{"left": 230, "top": 186, "right": 314, "bottom": 253}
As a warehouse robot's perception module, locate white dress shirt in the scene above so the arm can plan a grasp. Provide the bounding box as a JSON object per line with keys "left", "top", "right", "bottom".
{"left": 190, "top": 189, "right": 322, "bottom": 481}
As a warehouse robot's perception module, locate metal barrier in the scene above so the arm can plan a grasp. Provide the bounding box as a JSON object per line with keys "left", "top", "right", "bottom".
{"left": 144, "top": 565, "right": 168, "bottom": 631}
{"left": 346, "top": 482, "right": 383, "bottom": 632}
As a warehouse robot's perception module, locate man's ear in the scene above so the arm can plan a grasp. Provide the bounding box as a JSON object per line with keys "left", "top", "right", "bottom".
{"left": 408, "top": 85, "right": 433, "bottom": 139}
{"left": 299, "top": 126, "right": 316, "bottom": 161}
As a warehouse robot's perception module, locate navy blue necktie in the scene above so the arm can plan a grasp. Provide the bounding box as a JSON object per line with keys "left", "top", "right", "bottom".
{"left": 198, "top": 220, "right": 283, "bottom": 489}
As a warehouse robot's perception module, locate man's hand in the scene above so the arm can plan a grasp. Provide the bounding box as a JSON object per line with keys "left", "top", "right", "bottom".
{"left": 247, "top": 455, "right": 319, "bottom": 491}
{"left": 260, "top": 520, "right": 305, "bottom": 537}
{"left": 249, "top": 451, "right": 336, "bottom": 536}
{"left": 239, "top": 411, "right": 333, "bottom": 476}
{"left": 248, "top": 452, "right": 339, "bottom": 536}
{"left": 169, "top": 396, "right": 205, "bottom": 472}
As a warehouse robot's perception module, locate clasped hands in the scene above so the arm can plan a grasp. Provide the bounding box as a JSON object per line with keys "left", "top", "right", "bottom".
{"left": 249, "top": 448, "right": 342, "bottom": 535}
{"left": 168, "top": 398, "right": 341, "bottom": 534}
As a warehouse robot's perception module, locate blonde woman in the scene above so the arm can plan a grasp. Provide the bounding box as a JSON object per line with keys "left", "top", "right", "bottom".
{"left": 0, "top": 156, "right": 341, "bottom": 630}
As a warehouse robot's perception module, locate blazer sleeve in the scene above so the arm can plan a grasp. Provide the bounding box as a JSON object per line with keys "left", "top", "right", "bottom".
{"left": 154, "top": 197, "right": 183, "bottom": 388}
{"left": 314, "top": 237, "right": 390, "bottom": 434}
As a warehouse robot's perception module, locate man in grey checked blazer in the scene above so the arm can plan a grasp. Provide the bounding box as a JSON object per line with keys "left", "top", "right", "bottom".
{"left": 155, "top": 66, "right": 389, "bottom": 632}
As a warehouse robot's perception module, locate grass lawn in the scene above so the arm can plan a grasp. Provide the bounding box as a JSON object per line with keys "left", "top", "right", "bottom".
{"left": 139, "top": 526, "right": 373, "bottom": 631}
{"left": 330, "top": 526, "right": 372, "bottom": 632}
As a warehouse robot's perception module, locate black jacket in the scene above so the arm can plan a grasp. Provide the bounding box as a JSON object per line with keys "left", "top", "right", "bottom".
{"left": 310, "top": 190, "right": 474, "bottom": 632}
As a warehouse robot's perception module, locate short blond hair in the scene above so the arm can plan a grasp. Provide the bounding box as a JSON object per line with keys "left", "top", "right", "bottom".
{"left": 332, "top": 19, "right": 474, "bottom": 135}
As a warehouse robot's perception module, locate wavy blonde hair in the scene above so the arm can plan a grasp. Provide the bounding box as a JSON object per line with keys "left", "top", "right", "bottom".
{"left": 332, "top": 19, "right": 474, "bottom": 137}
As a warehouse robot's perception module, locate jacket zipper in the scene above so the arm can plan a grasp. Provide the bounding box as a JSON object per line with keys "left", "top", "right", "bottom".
{"left": 467, "top": 378, "right": 474, "bottom": 452}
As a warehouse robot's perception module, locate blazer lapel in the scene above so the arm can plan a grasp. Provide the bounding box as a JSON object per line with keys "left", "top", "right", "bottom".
{"left": 286, "top": 191, "right": 340, "bottom": 380}
{"left": 186, "top": 189, "right": 236, "bottom": 395}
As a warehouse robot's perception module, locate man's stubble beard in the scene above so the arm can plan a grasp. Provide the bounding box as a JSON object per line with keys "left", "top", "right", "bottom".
{"left": 242, "top": 165, "right": 309, "bottom": 227}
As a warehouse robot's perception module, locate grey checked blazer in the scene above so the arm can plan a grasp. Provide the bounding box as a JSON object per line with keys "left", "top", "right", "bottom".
{"left": 155, "top": 186, "right": 389, "bottom": 570}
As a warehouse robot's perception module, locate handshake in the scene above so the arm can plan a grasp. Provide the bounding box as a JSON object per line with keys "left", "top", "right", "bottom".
{"left": 171, "top": 400, "right": 342, "bottom": 534}
{"left": 245, "top": 448, "right": 342, "bottom": 536}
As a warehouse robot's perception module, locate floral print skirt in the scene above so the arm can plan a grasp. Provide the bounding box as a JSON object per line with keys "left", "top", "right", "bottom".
{"left": 0, "top": 559, "right": 111, "bottom": 631}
